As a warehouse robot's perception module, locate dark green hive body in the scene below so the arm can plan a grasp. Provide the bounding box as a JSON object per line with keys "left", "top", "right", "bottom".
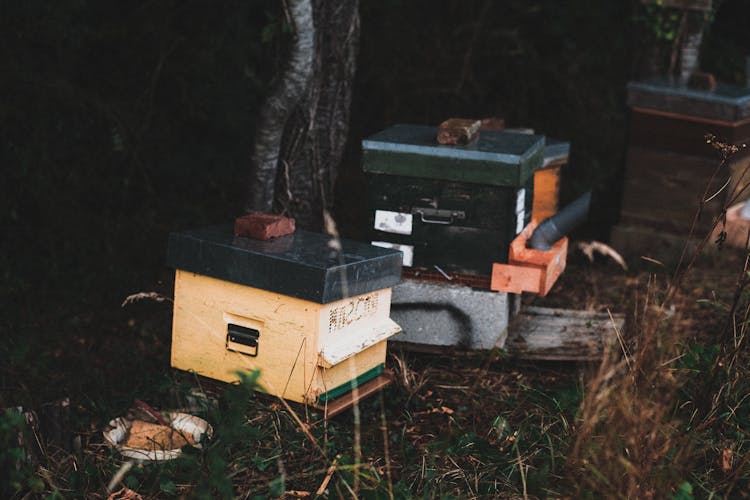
{"left": 363, "top": 125, "right": 543, "bottom": 277}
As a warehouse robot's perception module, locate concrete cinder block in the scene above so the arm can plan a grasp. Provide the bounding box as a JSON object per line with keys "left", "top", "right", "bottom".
{"left": 390, "top": 279, "right": 510, "bottom": 350}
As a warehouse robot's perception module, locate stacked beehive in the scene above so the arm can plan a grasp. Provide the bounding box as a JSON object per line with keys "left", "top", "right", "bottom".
{"left": 612, "top": 78, "right": 750, "bottom": 258}
{"left": 167, "top": 225, "right": 402, "bottom": 416}
{"left": 362, "top": 124, "right": 566, "bottom": 349}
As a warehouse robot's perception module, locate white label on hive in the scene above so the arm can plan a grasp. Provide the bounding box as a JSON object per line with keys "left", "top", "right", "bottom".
{"left": 374, "top": 210, "right": 413, "bottom": 235}
{"left": 516, "top": 210, "right": 525, "bottom": 234}
{"left": 515, "top": 188, "right": 526, "bottom": 213}
{"left": 371, "top": 241, "right": 414, "bottom": 267}
{"left": 327, "top": 293, "right": 380, "bottom": 334}
{"left": 515, "top": 188, "right": 526, "bottom": 234}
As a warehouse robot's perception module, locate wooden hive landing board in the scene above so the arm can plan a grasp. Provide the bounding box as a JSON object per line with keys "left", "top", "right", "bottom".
{"left": 505, "top": 307, "right": 624, "bottom": 361}
{"left": 317, "top": 371, "right": 394, "bottom": 418}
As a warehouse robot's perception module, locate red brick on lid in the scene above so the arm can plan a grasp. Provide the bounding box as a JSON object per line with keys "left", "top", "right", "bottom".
{"left": 436, "top": 118, "right": 481, "bottom": 145}
{"left": 234, "top": 212, "right": 296, "bottom": 240}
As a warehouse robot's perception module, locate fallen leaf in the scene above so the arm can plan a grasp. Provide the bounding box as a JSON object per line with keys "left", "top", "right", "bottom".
{"left": 577, "top": 241, "right": 628, "bottom": 271}
{"left": 285, "top": 490, "right": 312, "bottom": 498}
{"left": 121, "top": 292, "right": 168, "bottom": 307}
{"left": 721, "top": 448, "right": 733, "bottom": 472}
{"left": 108, "top": 488, "right": 143, "bottom": 500}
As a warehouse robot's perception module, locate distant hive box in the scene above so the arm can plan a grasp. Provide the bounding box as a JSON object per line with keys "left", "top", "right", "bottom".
{"left": 166, "top": 225, "right": 402, "bottom": 413}
{"left": 533, "top": 139, "right": 569, "bottom": 223}
{"left": 363, "top": 124, "right": 544, "bottom": 276}
{"left": 613, "top": 78, "right": 750, "bottom": 258}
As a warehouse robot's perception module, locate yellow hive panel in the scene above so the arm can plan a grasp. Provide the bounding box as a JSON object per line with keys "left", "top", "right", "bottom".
{"left": 171, "top": 270, "right": 320, "bottom": 403}
{"left": 171, "top": 270, "right": 398, "bottom": 405}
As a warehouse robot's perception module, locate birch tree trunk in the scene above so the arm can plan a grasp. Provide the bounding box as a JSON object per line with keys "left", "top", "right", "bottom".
{"left": 247, "top": 0, "right": 314, "bottom": 213}
{"left": 248, "top": 0, "right": 360, "bottom": 232}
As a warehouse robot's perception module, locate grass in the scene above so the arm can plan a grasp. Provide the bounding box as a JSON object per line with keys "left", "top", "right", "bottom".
{"left": 1, "top": 301, "right": 590, "bottom": 498}
{"left": 4, "top": 247, "right": 750, "bottom": 498}
{"left": 3, "top": 249, "right": 750, "bottom": 498}
{"left": 5, "top": 154, "right": 750, "bottom": 498}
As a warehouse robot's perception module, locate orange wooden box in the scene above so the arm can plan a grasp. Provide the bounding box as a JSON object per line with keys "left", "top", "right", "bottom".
{"left": 532, "top": 166, "right": 561, "bottom": 223}
{"left": 490, "top": 222, "right": 568, "bottom": 297}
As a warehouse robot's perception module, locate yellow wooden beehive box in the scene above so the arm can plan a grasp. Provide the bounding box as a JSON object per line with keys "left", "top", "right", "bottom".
{"left": 167, "top": 225, "right": 403, "bottom": 414}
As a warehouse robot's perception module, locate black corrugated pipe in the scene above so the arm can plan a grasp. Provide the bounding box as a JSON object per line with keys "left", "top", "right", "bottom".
{"left": 527, "top": 191, "right": 591, "bottom": 250}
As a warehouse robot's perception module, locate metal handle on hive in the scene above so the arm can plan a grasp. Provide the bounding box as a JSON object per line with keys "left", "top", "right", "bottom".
{"left": 226, "top": 323, "right": 260, "bottom": 357}
{"left": 413, "top": 208, "right": 465, "bottom": 225}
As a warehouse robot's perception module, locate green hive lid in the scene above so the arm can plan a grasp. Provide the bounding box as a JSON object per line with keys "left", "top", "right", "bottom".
{"left": 627, "top": 78, "right": 750, "bottom": 122}
{"left": 167, "top": 225, "right": 403, "bottom": 304}
{"left": 362, "top": 124, "right": 544, "bottom": 187}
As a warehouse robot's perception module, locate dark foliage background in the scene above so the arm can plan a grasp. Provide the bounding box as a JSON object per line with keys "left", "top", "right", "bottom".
{"left": 1, "top": 0, "right": 747, "bottom": 406}
{"left": 340, "top": 0, "right": 635, "bottom": 240}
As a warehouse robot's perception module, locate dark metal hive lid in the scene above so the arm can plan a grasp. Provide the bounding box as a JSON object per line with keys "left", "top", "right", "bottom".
{"left": 627, "top": 78, "right": 750, "bottom": 122}
{"left": 167, "top": 225, "right": 403, "bottom": 303}
{"left": 362, "top": 124, "right": 544, "bottom": 187}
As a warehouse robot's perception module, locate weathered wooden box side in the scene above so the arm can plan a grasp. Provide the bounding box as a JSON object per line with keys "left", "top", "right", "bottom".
{"left": 491, "top": 222, "right": 568, "bottom": 297}
{"left": 613, "top": 79, "right": 750, "bottom": 257}
{"left": 171, "top": 271, "right": 395, "bottom": 405}
{"left": 171, "top": 270, "right": 320, "bottom": 403}
{"left": 506, "top": 307, "right": 622, "bottom": 361}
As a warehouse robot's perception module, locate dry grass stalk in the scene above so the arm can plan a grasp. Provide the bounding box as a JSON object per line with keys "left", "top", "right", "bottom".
{"left": 566, "top": 138, "right": 750, "bottom": 497}
{"left": 568, "top": 281, "right": 692, "bottom": 497}
{"left": 120, "top": 291, "right": 169, "bottom": 307}
{"left": 315, "top": 454, "right": 340, "bottom": 495}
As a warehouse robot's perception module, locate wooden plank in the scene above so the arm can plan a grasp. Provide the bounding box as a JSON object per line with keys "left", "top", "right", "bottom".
{"left": 319, "top": 372, "right": 394, "bottom": 418}
{"left": 317, "top": 319, "right": 400, "bottom": 368}
{"left": 492, "top": 263, "right": 543, "bottom": 295}
{"left": 491, "top": 222, "right": 568, "bottom": 296}
{"left": 505, "top": 307, "right": 623, "bottom": 361}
